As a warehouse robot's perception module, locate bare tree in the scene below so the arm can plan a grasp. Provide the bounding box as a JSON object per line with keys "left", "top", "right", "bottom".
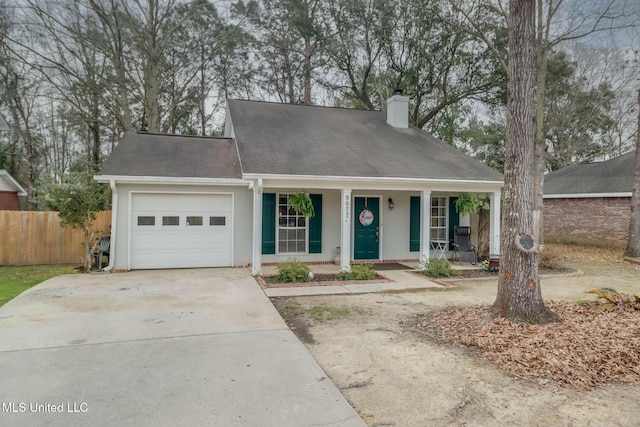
{"left": 21, "top": 0, "right": 115, "bottom": 171}
{"left": 322, "top": 0, "right": 387, "bottom": 110}
{"left": 236, "top": 0, "right": 326, "bottom": 104}
{"left": 0, "top": 8, "right": 44, "bottom": 208}
{"left": 625, "top": 89, "right": 640, "bottom": 258}
{"left": 447, "top": 0, "right": 640, "bottom": 247}
{"left": 490, "top": 0, "right": 559, "bottom": 324}
{"left": 163, "top": 0, "right": 250, "bottom": 134}
{"left": 532, "top": 0, "right": 639, "bottom": 249}
{"left": 86, "top": 0, "right": 136, "bottom": 133}
{"left": 573, "top": 45, "right": 639, "bottom": 159}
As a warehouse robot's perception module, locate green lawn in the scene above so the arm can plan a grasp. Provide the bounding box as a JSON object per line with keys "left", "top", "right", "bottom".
{"left": 0, "top": 265, "right": 77, "bottom": 307}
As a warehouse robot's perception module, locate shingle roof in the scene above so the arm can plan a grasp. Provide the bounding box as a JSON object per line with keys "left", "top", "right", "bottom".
{"left": 98, "top": 133, "right": 242, "bottom": 179}
{"left": 227, "top": 99, "right": 503, "bottom": 182}
{"left": 544, "top": 151, "right": 636, "bottom": 195}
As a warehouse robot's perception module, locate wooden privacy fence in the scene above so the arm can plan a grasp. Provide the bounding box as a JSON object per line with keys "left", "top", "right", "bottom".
{"left": 0, "top": 210, "right": 112, "bottom": 266}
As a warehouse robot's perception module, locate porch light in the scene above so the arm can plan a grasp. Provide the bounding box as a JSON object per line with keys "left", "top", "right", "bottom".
{"left": 388, "top": 198, "right": 394, "bottom": 210}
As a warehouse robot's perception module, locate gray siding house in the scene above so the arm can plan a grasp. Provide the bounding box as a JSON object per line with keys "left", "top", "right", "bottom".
{"left": 96, "top": 95, "right": 503, "bottom": 274}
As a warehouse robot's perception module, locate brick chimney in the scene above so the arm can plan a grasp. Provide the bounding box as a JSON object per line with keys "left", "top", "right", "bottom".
{"left": 386, "top": 89, "right": 409, "bottom": 128}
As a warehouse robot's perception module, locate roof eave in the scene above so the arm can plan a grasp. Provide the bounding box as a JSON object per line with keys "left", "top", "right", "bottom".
{"left": 0, "top": 170, "right": 27, "bottom": 196}
{"left": 94, "top": 175, "right": 250, "bottom": 186}
{"left": 242, "top": 173, "right": 503, "bottom": 192}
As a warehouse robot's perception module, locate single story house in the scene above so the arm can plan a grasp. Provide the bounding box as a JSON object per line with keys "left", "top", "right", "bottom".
{"left": 95, "top": 95, "right": 503, "bottom": 274}
{"left": 0, "top": 170, "right": 27, "bottom": 210}
{"left": 543, "top": 150, "right": 636, "bottom": 244}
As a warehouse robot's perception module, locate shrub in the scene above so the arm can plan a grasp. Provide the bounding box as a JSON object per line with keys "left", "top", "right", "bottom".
{"left": 335, "top": 264, "right": 377, "bottom": 281}
{"left": 419, "top": 259, "right": 461, "bottom": 278}
{"left": 348, "top": 264, "right": 377, "bottom": 280}
{"left": 276, "top": 259, "right": 311, "bottom": 283}
{"left": 39, "top": 172, "right": 107, "bottom": 273}
{"left": 335, "top": 270, "right": 349, "bottom": 281}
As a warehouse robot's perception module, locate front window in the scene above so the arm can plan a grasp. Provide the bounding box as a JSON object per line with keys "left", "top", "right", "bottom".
{"left": 277, "top": 194, "right": 307, "bottom": 253}
{"left": 430, "top": 197, "right": 447, "bottom": 241}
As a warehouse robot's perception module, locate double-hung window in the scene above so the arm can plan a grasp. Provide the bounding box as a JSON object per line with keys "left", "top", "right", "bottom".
{"left": 277, "top": 194, "right": 307, "bottom": 253}
{"left": 430, "top": 197, "right": 447, "bottom": 242}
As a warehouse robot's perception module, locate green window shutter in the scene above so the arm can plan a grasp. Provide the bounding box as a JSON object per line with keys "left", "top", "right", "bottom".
{"left": 448, "top": 197, "right": 459, "bottom": 245}
{"left": 262, "top": 193, "right": 276, "bottom": 254}
{"left": 308, "top": 194, "right": 322, "bottom": 253}
{"left": 410, "top": 196, "right": 420, "bottom": 252}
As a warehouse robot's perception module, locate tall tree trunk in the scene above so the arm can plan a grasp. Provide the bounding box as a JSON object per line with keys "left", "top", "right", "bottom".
{"left": 624, "top": 89, "right": 640, "bottom": 258}
{"left": 90, "top": 87, "right": 101, "bottom": 171}
{"left": 285, "top": 55, "right": 295, "bottom": 103}
{"left": 490, "top": 0, "right": 559, "bottom": 324}
{"left": 8, "top": 85, "right": 37, "bottom": 209}
{"left": 532, "top": 0, "right": 551, "bottom": 250}
{"left": 303, "top": 36, "right": 312, "bottom": 104}
{"left": 89, "top": 0, "right": 134, "bottom": 132}
{"left": 532, "top": 49, "right": 548, "bottom": 250}
{"left": 142, "top": 0, "right": 161, "bottom": 132}
{"left": 144, "top": 61, "right": 161, "bottom": 132}
{"left": 199, "top": 45, "right": 207, "bottom": 136}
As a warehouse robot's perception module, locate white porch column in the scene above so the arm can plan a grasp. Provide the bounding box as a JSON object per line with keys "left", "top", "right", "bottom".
{"left": 340, "top": 188, "right": 352, "bottom": 271}
{"left": 420, "top": 190, "right": 431, "bottom": 267}
{"left": 251, "top": 179, "right": 263, "bottom": 276}
{"left": 490, "top": 190, "right": 501, "bottom": 256}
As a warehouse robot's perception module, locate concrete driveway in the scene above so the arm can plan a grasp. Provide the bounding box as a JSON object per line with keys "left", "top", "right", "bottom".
{"left": 0, "top": 269, "right": 365, "bottom": 427}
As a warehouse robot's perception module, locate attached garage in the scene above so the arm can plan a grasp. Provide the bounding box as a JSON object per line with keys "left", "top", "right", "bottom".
{"left": 130, "top": 193, "right": 233, "bottom": 269}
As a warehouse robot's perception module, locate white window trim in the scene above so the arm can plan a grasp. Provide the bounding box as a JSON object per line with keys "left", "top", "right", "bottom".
{"left": 276, "top": 192, "right": 309, "bottom": 255}
{"left": 430, "top": 196, "right": 448, "bottom": 244}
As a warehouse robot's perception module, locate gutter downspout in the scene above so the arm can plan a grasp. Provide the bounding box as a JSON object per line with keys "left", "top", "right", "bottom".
{"left": 101, "top": 179, "right": 118, "bottom": 272}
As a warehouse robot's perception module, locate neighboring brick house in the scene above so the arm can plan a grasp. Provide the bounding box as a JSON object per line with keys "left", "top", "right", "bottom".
{"left": 0, "top": 170, "right": 27, "bottom": 210}
{"left": 543, "top": 151, "right": 635, "bottom": 244}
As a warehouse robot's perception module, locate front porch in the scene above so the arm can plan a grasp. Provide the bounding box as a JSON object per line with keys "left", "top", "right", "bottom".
{"left": 249, "top": 182, "right": 501, "bottom": 275}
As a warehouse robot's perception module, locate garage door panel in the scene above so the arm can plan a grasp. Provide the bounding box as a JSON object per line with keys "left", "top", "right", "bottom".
{"left": 131, "top": 194, "right": 233, "bottom": 269}
{"left": 133, "top": 193, "right": 231, "bottom": 212}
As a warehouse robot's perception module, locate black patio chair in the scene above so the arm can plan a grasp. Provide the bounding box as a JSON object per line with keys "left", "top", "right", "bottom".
{"left": 94, "top": 236, "right": 110, "bottom": 269}
{"left": 451, "top": 226, "right": 476, "bottom": 265}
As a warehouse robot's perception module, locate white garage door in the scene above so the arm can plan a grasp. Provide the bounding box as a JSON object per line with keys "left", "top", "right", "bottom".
{"left": 131, "top": 193, "right": 233, "bottom": 269}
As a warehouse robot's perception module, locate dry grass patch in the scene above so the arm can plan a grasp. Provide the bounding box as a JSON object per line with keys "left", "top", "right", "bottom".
{"left": 413, "top": 301, "right": 640, "bottom": 391}
{"left": 543, "top": 242, "right": 627, "bottom": 265}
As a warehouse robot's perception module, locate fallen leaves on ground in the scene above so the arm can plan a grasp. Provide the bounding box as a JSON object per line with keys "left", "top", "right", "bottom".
{"left": 412, "top": 301, "right": 640, "bottom": 391}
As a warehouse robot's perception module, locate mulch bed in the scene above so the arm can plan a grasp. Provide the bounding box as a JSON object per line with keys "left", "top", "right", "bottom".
{"left": 257, "top": 273, "right": 391, "bottom": 288}
{"left": 260, "top": 267, "right": 576, "bottom": 288}
{"left": 409, "top": 301, "right": 640, "bottom": 390}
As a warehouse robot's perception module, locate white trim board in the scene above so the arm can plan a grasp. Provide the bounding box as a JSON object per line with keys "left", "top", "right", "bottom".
{"left": 544, "top": 192, "right": 632, "bottom": 199}
{"left": 0, "top": 170, "right": 27, "bottom": 196}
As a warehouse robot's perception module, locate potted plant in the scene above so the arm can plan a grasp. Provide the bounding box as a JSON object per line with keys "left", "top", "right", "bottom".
{"left": 288, "top": 192, "right": 315, "bottom": 218}
{"left": 454, "top": 193, "right": 479, "bottom": 216}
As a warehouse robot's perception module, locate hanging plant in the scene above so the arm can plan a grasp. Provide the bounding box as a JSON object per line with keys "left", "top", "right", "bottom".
{"left": 288, "top": 192, "right": 315, "bottom": 218}
{"left": 455, "top": 193, "right": 479, "bottom": 216}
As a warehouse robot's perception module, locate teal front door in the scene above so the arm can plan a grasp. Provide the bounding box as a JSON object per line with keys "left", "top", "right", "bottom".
{"left": 448, "top": 196, "right": 459, "bottom": 246}
{"left": 354, "top": 197, "right": 380, "bottom": 260}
